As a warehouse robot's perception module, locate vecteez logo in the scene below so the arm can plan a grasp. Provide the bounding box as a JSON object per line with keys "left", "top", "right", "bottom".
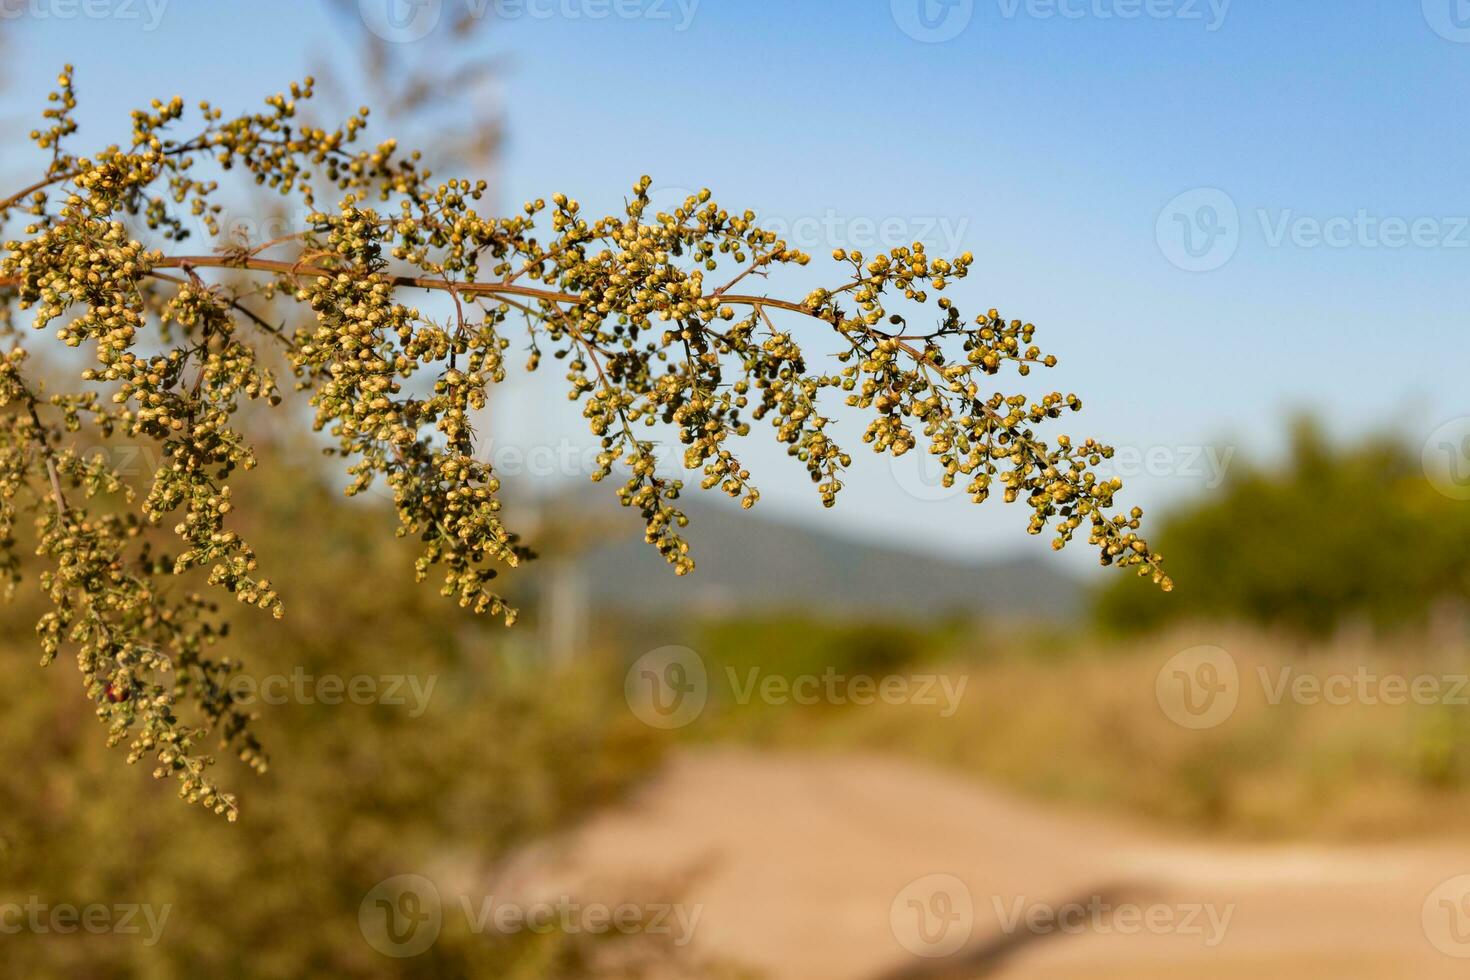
{"left": 1424, "top": 874, "right": 1470, "bottom": 957}
{"left": 892, "top": 0, "right": 976, "bottom": 42}
{"left": 1157, "top": 188, "right": 1240, "bottom": 272}
{"left": 1424, "top": 417, "right": 1470, "bottom": 501}
{"left": 359, "top": 0, "right": 442, "bottom": 43}
{"left": 1424, "top": 0, "right": 1470, "bottom": 43}
{"left": 1155, "top": 645, "right": 1239, "bottom": 729}
{"left": 890, "top": 874, "right": 975, "bottom": 957}
{"left": 360, "top": 875, "right": 443, "bottom": 958}
{"left": 624, "top": 646, "right": 708, "bottom": 729}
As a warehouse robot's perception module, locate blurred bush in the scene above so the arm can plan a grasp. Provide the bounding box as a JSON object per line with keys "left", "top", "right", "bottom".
{"left": 0, "top": 438, "right": 693, "bottom": 978}
{"left": 695, "top": 616, "right": 945, "bottom": 681}
{"left": 1094, "top": 418, "right": 1470, "bottom": 637}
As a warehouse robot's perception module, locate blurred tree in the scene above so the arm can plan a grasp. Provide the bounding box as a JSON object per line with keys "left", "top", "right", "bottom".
{"left": 319, "top": 0, "right": 504, "bottom": 178}
{"left": 1094, "top": 418, "right": 1470, "bottom": 637}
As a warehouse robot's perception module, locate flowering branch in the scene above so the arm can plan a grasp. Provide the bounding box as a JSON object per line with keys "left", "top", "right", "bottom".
{"left": 0, "top": 66, "right": 1168, "bottom": 818}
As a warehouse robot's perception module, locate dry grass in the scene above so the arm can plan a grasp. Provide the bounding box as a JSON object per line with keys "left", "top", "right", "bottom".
{"left": 719, "top": 626, "right": 1470, "bottom": 840}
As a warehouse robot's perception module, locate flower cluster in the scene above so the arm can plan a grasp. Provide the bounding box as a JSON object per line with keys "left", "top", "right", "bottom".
{"left": 0, "top": 68, "right": 1168, "bottom": 817}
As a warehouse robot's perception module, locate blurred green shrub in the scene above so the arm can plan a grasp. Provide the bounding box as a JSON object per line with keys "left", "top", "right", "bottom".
{"left": 696, "top": 616, "right": 943, "bottom": 682}
{"left": 1094, "top": 418, "right": 1470, "bottom": 637}
{"left": 0, "top": 441, "right": 686, "bottom": 979}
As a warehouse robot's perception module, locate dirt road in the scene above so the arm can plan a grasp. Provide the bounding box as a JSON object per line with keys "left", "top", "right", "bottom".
{"left": 503, "top": 748, "right": 1470, "bottom": 978}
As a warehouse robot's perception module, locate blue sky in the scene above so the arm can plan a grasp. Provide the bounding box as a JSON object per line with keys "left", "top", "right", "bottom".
{"left": 2, "top": 1, "right": 1466, "bottom": 575}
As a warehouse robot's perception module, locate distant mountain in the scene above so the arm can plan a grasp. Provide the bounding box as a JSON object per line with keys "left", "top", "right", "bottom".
{"left": 507, "top": 483, "right": 1084, "bottom": 623}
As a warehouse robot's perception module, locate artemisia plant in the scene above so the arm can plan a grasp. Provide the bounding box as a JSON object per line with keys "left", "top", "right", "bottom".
{"left": 0, "top": 68, "right": 1169, "bottom": 819}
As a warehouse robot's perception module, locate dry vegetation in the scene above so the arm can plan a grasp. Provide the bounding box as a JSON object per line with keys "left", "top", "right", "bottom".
{"left": 705, "top": 625, "right": 1470, "bottom": 840}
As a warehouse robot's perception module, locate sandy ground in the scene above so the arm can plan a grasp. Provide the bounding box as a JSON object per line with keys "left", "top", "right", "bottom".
{"left": 499, "top": 747, "right": 1470, "bottom": 979}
